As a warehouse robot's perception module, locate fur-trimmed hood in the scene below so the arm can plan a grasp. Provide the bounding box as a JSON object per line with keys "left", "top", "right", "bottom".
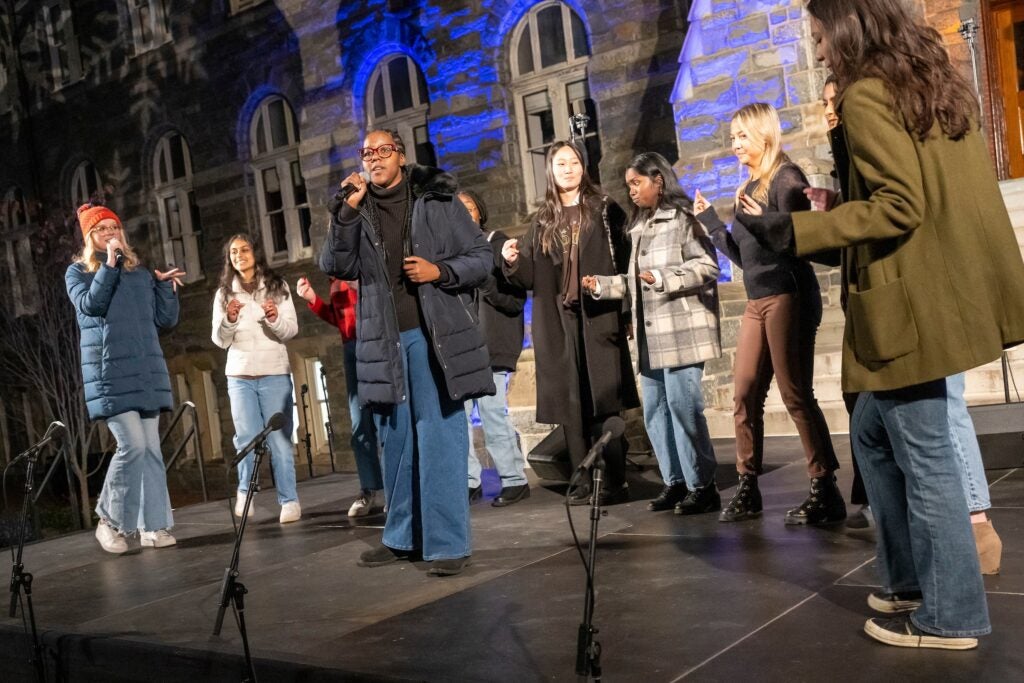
{"left": 406, "top": 163, "right": 459, "bottom": 199}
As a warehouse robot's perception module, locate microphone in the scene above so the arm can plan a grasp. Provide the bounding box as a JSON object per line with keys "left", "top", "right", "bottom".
{"left": 11, "top": 421, "right": 66, "bottom": 464}
{"left": 229, "top": 412, "right": 286, "bottom": 467}
{"left": 114, "top": 248, "right": 124, "bottom": 265}
{"left": 301, "top": 384, "right": 308, "bottom": 395}
{"left": 336, "top": 171, "right": 371, "bottom": 201}
{"left": 577, "top": 416, "right": 626, "bottom": 472}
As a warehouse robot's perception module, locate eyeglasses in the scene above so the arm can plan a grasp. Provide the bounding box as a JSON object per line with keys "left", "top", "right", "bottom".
{"left": 358, "top": 144, "right": 401, "bottom": 161}
{"left": 92, "top": 224, "right": 120, "bottom": 234}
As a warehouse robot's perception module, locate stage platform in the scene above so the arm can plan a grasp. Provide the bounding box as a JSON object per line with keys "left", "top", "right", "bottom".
{"left": 2, "top": 436, "right": 1021, "bottom": 682}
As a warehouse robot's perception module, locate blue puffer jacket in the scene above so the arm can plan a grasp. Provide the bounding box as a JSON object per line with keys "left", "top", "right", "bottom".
{"left": 319, "top": 165, "right": 495, "bottom": 406}
{"left": 66, "top": 259, "right": 179, "bottom": 420}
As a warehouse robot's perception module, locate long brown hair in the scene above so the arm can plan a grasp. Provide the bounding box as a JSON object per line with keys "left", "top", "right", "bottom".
{"left": 217, "top": 233, "right": 289, "bottom": 306}
{"left": 731, "top": 103, "right": 790, "bottom": 205}
{"left": 535, "top": 140, "right": 603, "bottom": 255}
{"left": 807, "top": 0, "right": 978, "bottom": 141}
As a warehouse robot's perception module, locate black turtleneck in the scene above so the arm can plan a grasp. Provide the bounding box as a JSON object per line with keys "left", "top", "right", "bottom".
{"left": 368, "top": 176, "right": 422, "bottom": 332}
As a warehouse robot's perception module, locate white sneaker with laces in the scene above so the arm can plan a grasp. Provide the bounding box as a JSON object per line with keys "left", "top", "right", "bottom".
{"left": 95, "top": 520, "right": 128, "bottom": 554}
{"left": 140, "top": 529, "right": 177, "bottom": 548}
{"left": 348, "top": 489, "right": 381, "bottom": 517}
{"left": 279, "top": 501, "right": 301, "bottom": 524}
{"left": 234, "top": 495, "right": 254, "bottom": 518}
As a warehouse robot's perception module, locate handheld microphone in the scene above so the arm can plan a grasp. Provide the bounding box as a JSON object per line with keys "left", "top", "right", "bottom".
{"left": 301, "top": 384, "right": 308, "bottom": 395}
{"left": 230, "top": 412, "right": 286, "bottom": 467}
{"left": 114, "top": 248, "right": 124, "bottom": 265}
{"left": 336, "top": 171, "right": 371, "bottom": 201}
{"left": 577, "top": 416, "right": 626, "bottom": 472}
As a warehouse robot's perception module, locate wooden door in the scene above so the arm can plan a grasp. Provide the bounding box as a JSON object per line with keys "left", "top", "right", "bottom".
{"left": 990, "top": 1, "right": 1024, "bottom": 178}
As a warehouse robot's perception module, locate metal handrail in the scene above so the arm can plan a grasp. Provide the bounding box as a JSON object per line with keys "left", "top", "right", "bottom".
{"left": 160, "top": 401, "right": 208, "bottom": 502}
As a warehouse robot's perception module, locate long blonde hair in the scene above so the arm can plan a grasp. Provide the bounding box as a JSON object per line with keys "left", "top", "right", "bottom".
{"left": 731, "top": 103, "right": 790, "bottom": 206}
{"left": 74, "top": 228, "right": 140, "bottom": 272}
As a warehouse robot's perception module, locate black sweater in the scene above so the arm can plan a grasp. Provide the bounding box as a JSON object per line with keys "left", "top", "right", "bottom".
{"left": 697, "top": 163, "right": 816, "bottom": 299}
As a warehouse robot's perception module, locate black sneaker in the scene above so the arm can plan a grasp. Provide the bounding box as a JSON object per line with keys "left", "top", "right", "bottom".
{"left": 784, "top": 474, "right": 847, "bottom": 525}
{"left": 492, "top": 484, "right": 530, "bottom": 507}
{"left": 647, "top": 482, "right": 689, "bottom": 511}
{"left": 598, "top": 483, "right": 630, "bottom": 506}
{"left": 427, "top": 556, "right": 472, "bottom": 577}
{"left": 719, "top": 473, "right": 762, "bottom": 522}
{"left": 468, "top": 485, "right": 483, "bottom": 503}
{"left": 864, "top": 616, "right": 977, "bottom": 650}
{"left": 567, "top": 485, "right": 592, "bottom": 506}
{"left": 674, "top": 483, "right": 722, "bottom": 516}
{"left": 867, "top": 590, "right": 924, "bottom": 614}
{"left": 357, "top": 544, "right": 412, "bottom": 567}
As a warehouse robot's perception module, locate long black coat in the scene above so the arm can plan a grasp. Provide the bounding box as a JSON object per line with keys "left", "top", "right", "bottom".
{"left": 504, "top": 194, "right": 639, "bottom": 423}
{"left": 319, "top": 165, "right": 495, "bottom": 405}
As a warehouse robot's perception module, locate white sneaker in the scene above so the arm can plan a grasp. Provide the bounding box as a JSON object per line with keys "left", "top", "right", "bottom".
{"left": 279, "top": 501, "right": 301, "bottom": 524}
{"left": 95, "top": 520, "right": 128, "bottom": 554}
{"left": 140, "top": 529, "right": 177, "bottom": 548}
{"left": 348, "top": 489, "right": 381, "bottom": 517}
{"left": 234, "top": 495, "right": 254, "bottom": 518}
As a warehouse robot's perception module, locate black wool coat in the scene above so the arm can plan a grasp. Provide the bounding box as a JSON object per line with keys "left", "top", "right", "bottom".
{"left": 476, "top": 230, "right": 526, "bottom": 372}
{"left": 504, "top": 194, "right": 639, "bottom": 424}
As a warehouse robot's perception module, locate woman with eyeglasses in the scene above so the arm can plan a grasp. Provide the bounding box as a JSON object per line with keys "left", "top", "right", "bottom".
{"left": 66, "top": 203, "right": 185, "bottom": 554}
{"left": 320, "top": 129, "right": 493, "bottom": 576}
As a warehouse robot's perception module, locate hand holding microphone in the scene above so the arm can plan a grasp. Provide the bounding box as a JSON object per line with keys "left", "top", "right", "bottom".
{"left": 328, "top": 171, "right": 371, "bottom": 216}
{"left": 105, "top": 237, "right": 125, "bottom": 269}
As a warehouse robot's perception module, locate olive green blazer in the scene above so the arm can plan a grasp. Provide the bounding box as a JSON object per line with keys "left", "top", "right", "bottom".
{"left": 794, "top": 78, "right": 1024, "bottom": 393}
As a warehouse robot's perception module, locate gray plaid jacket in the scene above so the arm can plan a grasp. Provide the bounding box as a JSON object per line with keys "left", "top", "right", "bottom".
{"left": 593, "top": 207, "right": 721, "bottom": 371}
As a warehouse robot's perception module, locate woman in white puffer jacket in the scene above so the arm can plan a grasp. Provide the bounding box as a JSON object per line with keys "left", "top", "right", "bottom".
{"left": 212, "top": 233, "right": 301, "bottom": 523}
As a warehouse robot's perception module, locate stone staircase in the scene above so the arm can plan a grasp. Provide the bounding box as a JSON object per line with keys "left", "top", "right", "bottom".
{"left": 490, "top": 177, "right": 1024, "bottom": 449}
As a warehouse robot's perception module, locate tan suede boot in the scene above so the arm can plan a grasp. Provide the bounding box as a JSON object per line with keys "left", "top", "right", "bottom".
{"left": 973, "top": 520, "right": 1002, "bottom": 575}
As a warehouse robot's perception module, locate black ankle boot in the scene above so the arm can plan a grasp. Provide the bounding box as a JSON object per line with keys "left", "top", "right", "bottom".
{"left": 785, "top": 474, "right": 847, "bottom": 525}
{"left": 675, "top": 482, "right": 721, "bottom": 515}
{"left": 719, "top": 474, "right": 762, "bottom": 522}
{"left": 648, "top": 482, "right": 689, "bottom": 511}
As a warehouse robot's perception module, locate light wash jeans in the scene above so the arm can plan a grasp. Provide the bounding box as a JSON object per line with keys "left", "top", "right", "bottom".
{"left": 344, "top": 340, "right": 382, "bottom": 491}
{"left": 98, "top": 411, "right": 173, "bottom": 534}
{"left": 376, "top": 328, "right": 471, "bottom": 561}
{"left": 228, "top": 374, "right": 298, "bottom": 505}
{"left": 640, "top": 363, "right": 717, "bottom": 489}
{"left": 946, "top": 373, "right": 991, "bottom": 512}
{"left": 466, "top": 370, "right": 527, "bottom": 489}
{"left": 852, "top": 381, "right": 990, "bottom": 637}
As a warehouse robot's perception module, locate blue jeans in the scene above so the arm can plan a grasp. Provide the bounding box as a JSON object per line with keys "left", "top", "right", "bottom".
{"left": 344, "top": 340, "right": 382, "bottom": 491}
{"left": 640, "top": 363, "right": 717, "bottom": 489}
{"left": 228, "top": 375, "right": 298, "bottom": 505}
{"left": 852, "top": 381, "right": 990, "bottom": 637}
{"left": 375, "top": 328, "right": 471, "bottom": 561}
{"left": 98, "top": 411, "right": 173, "bottom": 533}
{"left": 466, "top": 370, "right": 527, "bottom": 488}
{"left": 946, "top": 373, "right": 991, "bottom": 512}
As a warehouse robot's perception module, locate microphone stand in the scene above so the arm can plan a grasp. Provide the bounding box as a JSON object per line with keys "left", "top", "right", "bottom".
{"left": 299, "top": 385, "right": 315, "bottom": 478}
{"left": 574, "top": 459, "right": 604, "bottom": 681}
{"left": 319, "top": 367, "right": 336, "bottom": 473}
{"left": 8, "top": 440, "right": 57, "bottom": 683}
{"left": 214, "top": 437, "right": 269, "bottom": 682}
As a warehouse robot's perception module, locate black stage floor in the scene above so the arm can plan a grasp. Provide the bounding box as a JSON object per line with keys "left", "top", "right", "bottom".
{"left": 1, "top": 436, "right": 1021, "bottom": 682}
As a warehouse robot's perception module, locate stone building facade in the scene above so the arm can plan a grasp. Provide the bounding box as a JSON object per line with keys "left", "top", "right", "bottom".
{"left": 1, "top": 0, "right": 1022, "bottom": 467}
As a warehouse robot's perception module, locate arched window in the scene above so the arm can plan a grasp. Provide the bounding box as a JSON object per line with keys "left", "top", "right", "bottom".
{"left": 366, "top": 55, "right": 436, "bottom": 166}
{"left": 70, "top": 160, "right": 101, "bottom": 208}
{"left": 153, "top": 132, "right": 203, "bottom": 281}
{"left": 510, "top": 2, "right": 601, "bottom": 205}
{"left": 1, "top": 186, "right": 36, "bottom": 317}
{"left": 249, "top": 96, "right": 311, "bottom": 262}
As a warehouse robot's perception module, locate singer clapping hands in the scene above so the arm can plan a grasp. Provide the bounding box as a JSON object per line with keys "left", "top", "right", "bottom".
{"left": 65, "top": 203, "right": 180, "bottom": 554}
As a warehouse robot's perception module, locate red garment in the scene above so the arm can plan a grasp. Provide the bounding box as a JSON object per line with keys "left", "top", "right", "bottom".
{"left": 308, "top": 279, "right": 357, "bottom": 342}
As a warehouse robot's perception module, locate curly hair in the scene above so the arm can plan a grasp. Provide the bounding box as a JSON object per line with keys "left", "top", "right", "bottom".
{"left": 807, "top": 0, "right": 978, "bottom": 141}
{"left": 217, "top": 233, "right": 289, "bottom": 306}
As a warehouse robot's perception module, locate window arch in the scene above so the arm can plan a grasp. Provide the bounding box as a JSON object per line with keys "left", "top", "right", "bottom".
{"left": 1, "top": 186, "right": 37, "bottom": 317}
{"left": 509, "top": 2, "right": 601, "bottom": 206}
{"left": 249, "top": 96, "right": 311, "bottom": 262}
{"left": 153, "top": 132, "right": 203, "bottom": 281}
{"left": 70, "top": 160, "right": 101, "bottom": 208}
{"left": 366, "top": 54, "right": 436, "bottom": 166}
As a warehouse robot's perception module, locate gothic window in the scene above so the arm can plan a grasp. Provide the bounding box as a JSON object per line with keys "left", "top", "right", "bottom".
{"left": 249, "top": 96, "right": 311, "bottom": 262}
{"left": 510, "top": 2, "right": 601, "bottom": 205}
{"left": 39, "top": 0, "right": 82, "bottom": 90}
{"left": 153, "top": 132, "right": 203, "bottom": 281}
{"left": 70, "top": 160, "right": 101, "bottom": 208}
{"left": 366, "top": 55, "right": 436, "bottom": 166}
{"left": 125, "top": 0, "right": 171, "bottom": 54}
{"left": 1, "top": 186, "right": 37, "bottom": 317}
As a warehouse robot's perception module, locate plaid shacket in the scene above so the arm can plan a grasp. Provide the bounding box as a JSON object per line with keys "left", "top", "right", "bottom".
{"left": 593, "top": 206, "right": 721, "bottom": 370}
